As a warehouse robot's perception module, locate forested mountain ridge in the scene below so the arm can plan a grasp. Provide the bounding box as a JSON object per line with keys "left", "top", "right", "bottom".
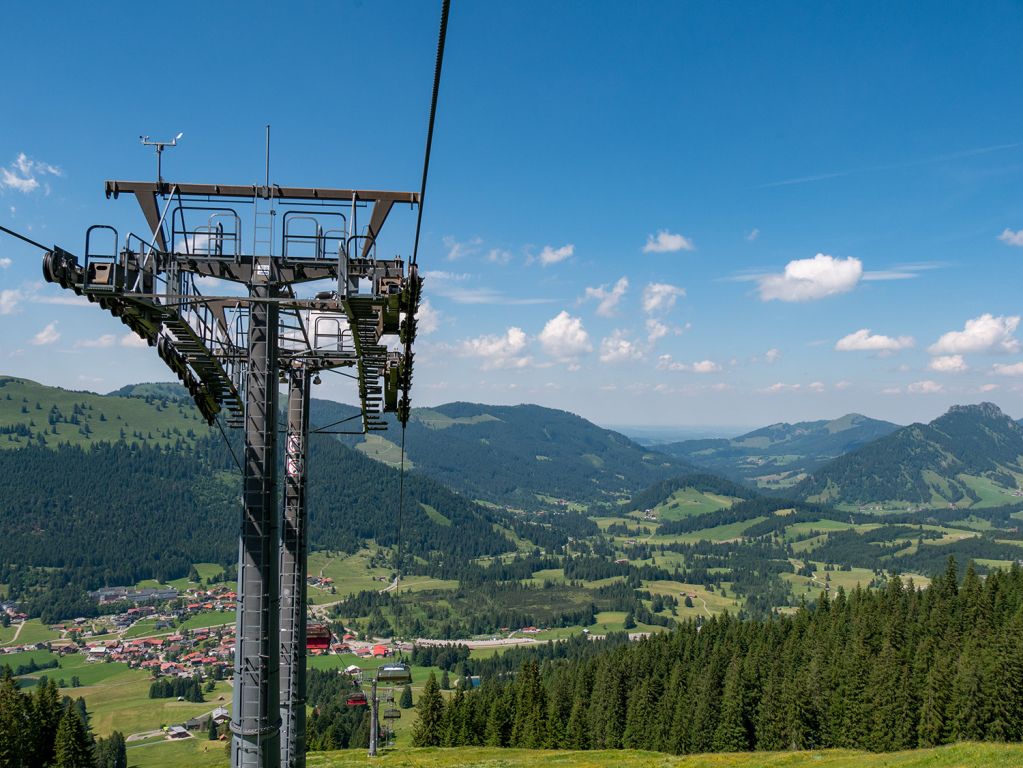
{"left": 797, "top": 402, "right": 1023, "bottom": 506}
{"left": 307, "top": 399, "right": 696, "bottom": 509}
{"left": 658, "top": 413, "right": 900, "bottom": 488}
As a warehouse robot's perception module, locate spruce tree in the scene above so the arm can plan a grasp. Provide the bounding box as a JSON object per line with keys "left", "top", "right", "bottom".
{"left": 55, "top": 704, "right": 94, "bottom": 768}
{"left": 411, "top": 672, "right": 444, "bottom": 747}
{"left": 0, "top": 671, "right": 28, "bottom": 768}
{"left": 399, "top": 684, "right": 413, "bottom": 709}
{"left": 713, "top": 655, "right": 750, "bottom": 751}
{"left": 208, "top": 716, "right": 218, "bottom": 740}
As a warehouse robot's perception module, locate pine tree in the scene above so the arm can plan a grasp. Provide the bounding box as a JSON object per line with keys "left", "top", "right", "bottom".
{"left": 208, "top": 716, "right": 218, "bottom": 740}
{"left": 411, "top": 672, "right": 444, "bottom": 747}
{"left": 55, "top": 704, "right": 94, "bottom": 768}
{"left": 440, "top": 669, "right": 450, "bottom": 690}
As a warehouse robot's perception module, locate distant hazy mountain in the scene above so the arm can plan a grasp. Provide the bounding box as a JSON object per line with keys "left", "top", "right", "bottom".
{"left": 657, "top": 413, "right": 900, "bottom": 488}
{"left": 797, "top": 402, "right": 1023, "bottom": 506}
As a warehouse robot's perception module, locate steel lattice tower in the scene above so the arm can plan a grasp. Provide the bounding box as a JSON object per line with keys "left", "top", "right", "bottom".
{"left": 39, "top": 179, "right": 422, "bottom": 768}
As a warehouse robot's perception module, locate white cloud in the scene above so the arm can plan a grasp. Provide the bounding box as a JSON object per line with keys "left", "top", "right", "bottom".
{"left": 642, "top": 282, "right": 686, "bottom": 314}
{"left": 539, "top": 311, "right": 591, "bottom": 360}
{"left": 882, "top": 386, "right": 902, "bottom": 395}
{"left": 443, "top": 236, "right": 483, "bottom": 261}
{"left": 992, "top": 362, "right": 1023, "bottom": 377}
{"left": 765, "top": 382, "right": 801, "bottom": 393}
{"left": 746, "top": 228, "right": 760, "bottom": 242}
{"left": 0, "top": 152, "right": 62, "bottom": 194}
{"left": 998, "top": 229, "right": 1023, "bottom": 246}
{"left": 657, "top": 354, "right": 721, "bottom": 373}
{"left": 0, "top": 289, "right": 22, "bottom": 314}
{"left": 599, "top": 330, "right": 644, "bottom": 363}
{"left": 643, "top": 230, "right": 694, "bottom": 253}
{"left": 538, "top": 244, "right": 574, "bottom": 266}
{"left": 0, "top": 257, "right": 11, "bottom": 268}
{"left": 980, "top": 383, "right": 1000, "bottom": 392}
{"left": 121, "top": 333, "right": 148, "bottom": 348}
{"left": 758, "top": 254, "right": 862, "bottom": 302}
{"left": 808, "top": 381, "right": 826, "bottom": 393}
{"left": 908, "top": 380, "right": 943, "bottom": 394}
{"left": 929, "top": 314, "right": 1020, "bottom": 355}
{"left": 835, "top": 380, "right": 853, "bottom": 390}
{"left": 76, "top": 334, "right": 117, "bottom": 349}
{"left": 582, "top": 277, "right": 628, "bottom": 317}
{"left": 764, "top": 348, "right": 781, "bottom": 364}
{"left": 928, "top": 355, "right": 967, "bottom": 373}
{"left": 835, "top": 328, "right": 915, "bottom": 353}
{"left": 459, "top": 327, "right": 530, "bottom": 370}
{"left": 422, "top": 270, "right": 470, "bottom": 282}
{"left": 416, "top": 299, "right": 440, "bottom": 336}
{"left": 31, "top": 321, "right": 60, "bottom": 346}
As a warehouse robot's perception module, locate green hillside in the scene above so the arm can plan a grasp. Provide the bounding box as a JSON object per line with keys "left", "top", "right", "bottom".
{"left": 0, "top": 375, "right": 207, "bottom": 450}
{"left": 660, "top": 414, "right": 899, "bottom": 488}
{"left": 797, "top": 403, "right": 1023, "bottom": 506}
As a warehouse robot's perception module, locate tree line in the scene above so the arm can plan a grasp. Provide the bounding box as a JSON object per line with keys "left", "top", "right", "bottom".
{"left": 414, "top": 558, "right": 1023, "bottom": 754}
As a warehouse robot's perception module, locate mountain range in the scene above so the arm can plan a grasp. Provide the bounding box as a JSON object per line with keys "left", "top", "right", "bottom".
{"left": 657, "top": 413, "right": 900, "bottom": 488}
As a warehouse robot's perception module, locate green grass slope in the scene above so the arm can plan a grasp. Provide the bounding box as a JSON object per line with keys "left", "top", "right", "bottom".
{"left": 303, "top": 743, "right": 1023, "bottom": 768}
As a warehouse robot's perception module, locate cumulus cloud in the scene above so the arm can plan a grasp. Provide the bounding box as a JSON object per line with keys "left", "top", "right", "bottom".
{"left": 599, "top": 330, "right": 644, "bottom": 363}
{"left": 929, "top": 314, "right": 1020, "bottom": 355}
{"left": 998, "top": 229, "right": 1023, "bottom": 246}
{"left": 31, "top": 321, "right": 60, "bottom": 346}
{"left": 657, "top": 354, "right": 721, "bottom": 373}
{"left": 764, "top": 348, "right": 781, "bottom": 364}
{"left": 928, "top": 355, "right": 967, "bottom": 373}
{"left": 459, "top": 327, "right": 530, "bottom": 370}
{"left": 0, "top": 289, "right": 21, "bottom": 315}
{"left": 0, "top": 153, "right": 62, "bottom": 193}
{"left": 835, "top": 328, "right": 915, "bottom": 353}
{"left": 643, "top": 230, "right": 694, "bottom": 253}
{"left": 644, "top": 318, "right": 667, "bottom": 344}
{"left": 746, "top": 228, "right": 760, "bottom": 242}
{"left": 416, "top": 299, "right": 440, "bottom": 336}
{"left": 443, "top": 235, "right": 483, "bottom": 261}
{"left": 642, "top": 282, "right": 686, "bottom": 314}
{"left": 908, "top": 380, "right": 943, "bottom": 394}
{"left": 0, "top": 257, "right": 11, "bottom": 268}
{"left": 765, "top": 382, "right": 802, "bottom": 393}
{"left": 979, "top": 383, "right": 1000, "bottom": 392}
{"left": 582, "top": 277, "right": 628, "bottom": 317}
{"left": 539, "top": 311, "right": 591, "bottom": 361}
{"left": 992, "top": 362, "right": 1023, "bottom": 376}
{"left": 538, "top": 244, "right": 574, "bottom": 266}
{"left": 758, "top": 254, "right": 862, "bottom": 302}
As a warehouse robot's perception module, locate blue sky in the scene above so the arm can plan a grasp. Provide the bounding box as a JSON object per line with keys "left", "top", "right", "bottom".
{"left": 3, "top": 1, "right": 1023, "bottom": 429}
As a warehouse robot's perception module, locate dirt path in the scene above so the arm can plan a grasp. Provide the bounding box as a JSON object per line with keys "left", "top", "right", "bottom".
{"left": 1, "top": 621, "right": 24, "bottom": 647}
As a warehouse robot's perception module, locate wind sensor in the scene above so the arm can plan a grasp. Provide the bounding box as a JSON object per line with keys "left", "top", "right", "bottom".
{"left": 139, "top": 131, "right": 183, "bottom": 188}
